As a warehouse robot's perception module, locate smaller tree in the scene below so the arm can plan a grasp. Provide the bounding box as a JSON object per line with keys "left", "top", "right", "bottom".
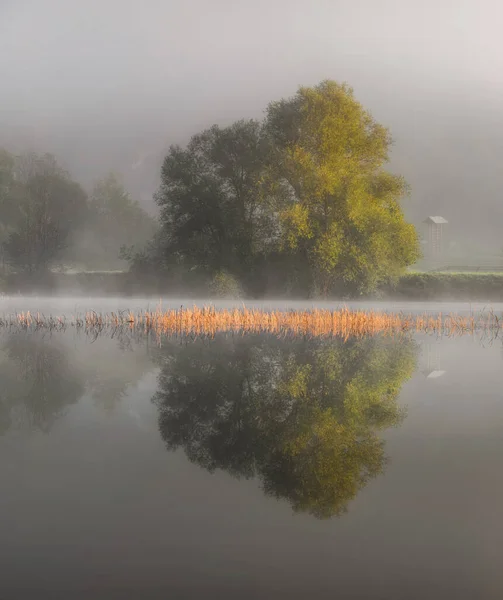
{"left": 0, "top": 149, "right": 18, "bottom": 271}
{"left": 2, "top": 153, "right": 88, "bottom": 273}
{"left": 0, "top": 149, "right": 15, "bottom": 203}
{"left": 76, "top": 172, "right": 156, "bottom": 269}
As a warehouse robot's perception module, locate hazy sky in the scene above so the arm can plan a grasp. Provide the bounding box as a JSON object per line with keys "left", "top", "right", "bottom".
{"left": 2, "top": 0, "right": 502, "bottom": 133}
{"left": 1, "top": 0, "right": 503, "bottom": 246}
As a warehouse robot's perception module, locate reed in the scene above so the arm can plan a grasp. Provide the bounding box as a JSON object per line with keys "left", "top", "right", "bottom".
{"left": 0, "top": 306, "right": 502, "bottom": 338}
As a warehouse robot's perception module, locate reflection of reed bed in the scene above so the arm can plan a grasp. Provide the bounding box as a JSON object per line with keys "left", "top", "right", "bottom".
{"left": 0, "top": 307, "right": 502, "bottom": 338}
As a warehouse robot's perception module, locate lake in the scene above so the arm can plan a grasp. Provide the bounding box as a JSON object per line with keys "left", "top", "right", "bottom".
{"left": 1, "top": 298, "right": 503, "bottom": 599}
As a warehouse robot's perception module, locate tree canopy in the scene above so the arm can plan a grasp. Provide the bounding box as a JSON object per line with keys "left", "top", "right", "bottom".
{"left": 141, "top": 80, "right": 420, "bottom": 297}
{"left": 267, "top": 81, "right": 420, "bottom": 294}
{"left": 154, "top": 119, "right": 283, "bottom": 292}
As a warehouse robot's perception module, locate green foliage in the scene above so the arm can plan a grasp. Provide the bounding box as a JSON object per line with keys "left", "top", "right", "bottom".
{"left": 74, "top": 172, "right": 156, "bottom": 269}
{"left": 2, "top": 79, "right": 420, "bottom": 294}
{"left": 0, "top": 149, "right": 22, "bottom": 262}
{"left": 0, "top": 149, "right": 15, "bottom": 204}
{"left": 0, "top": 150, "right": 155, "bottom": 278}
{"left": 1, "top": 152, "right": 88, "bottom": 273}
{"left": 266, "top": 80, "right": 420, "bottom": 295}
{"left": 209, "top": 270, "right": 243, "bottom": 298}
{"left": 139, "top": 80, "right": 419, "bottom": 297}
{"left": 153, "top": 334, "right": 417, "bottom": 518}
{"left": 154, "top": 119, "right": 283, "bottom": 293}
{"left": 386, "top": 271, "right": 503, "bottom": 300}
{"left": 119, "top": 230, "right": 173, "bottom": 294}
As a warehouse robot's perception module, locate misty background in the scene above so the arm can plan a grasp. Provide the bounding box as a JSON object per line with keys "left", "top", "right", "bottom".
{"left": 1, "top": 0, "right": 502, "bottom": 254}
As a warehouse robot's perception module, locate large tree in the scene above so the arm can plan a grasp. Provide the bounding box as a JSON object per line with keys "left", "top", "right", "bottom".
{"left": 267, "top": 80, "right": 420, "bottom": 294}
{"left": 155, "top": 119, "right": 283, "bottom": 291}
{"left": 134, "top": 79, "right": 420, "bottom": 297}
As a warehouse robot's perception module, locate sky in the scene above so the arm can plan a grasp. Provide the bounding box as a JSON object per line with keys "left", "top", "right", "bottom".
{"left": 2, "top": 0, "right": 502, "bottom": 127}
{"left": 1, "top": 0, "right": 503, "bottom": 248}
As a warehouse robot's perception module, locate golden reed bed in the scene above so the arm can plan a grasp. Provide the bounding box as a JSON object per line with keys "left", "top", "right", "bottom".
{"left": 0, "top": 306, "right": 502, "bottom": 338}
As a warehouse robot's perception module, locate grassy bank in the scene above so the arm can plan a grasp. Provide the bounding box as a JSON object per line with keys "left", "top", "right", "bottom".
{"left": 3, "top": 270, "right": 503, "bottom": 301}
{"left": 384, "top": 272, "right": 503, "bottom": 301}
{"left": 3, "top": 271, "right": 131, "bottom": 296}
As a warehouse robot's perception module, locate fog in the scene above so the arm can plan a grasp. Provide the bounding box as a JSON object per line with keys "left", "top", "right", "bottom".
{"left": 2, "top": 0, "right": 503, "bottom": 247}
{"left": 0, "top": 295, "right": 500, "bottom": 319}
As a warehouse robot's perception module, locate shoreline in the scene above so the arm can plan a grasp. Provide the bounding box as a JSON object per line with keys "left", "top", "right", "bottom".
{"left": 3, "top": 271, "right": 503, "bottom": 302}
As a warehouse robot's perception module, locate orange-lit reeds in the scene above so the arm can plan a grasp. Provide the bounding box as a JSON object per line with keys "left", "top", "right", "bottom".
{"left": 1, "top": 306, "right": 503, "bottom": 338}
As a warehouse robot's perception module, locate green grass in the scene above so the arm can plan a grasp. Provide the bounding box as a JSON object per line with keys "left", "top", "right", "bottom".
{"left": 4, "top": 269, "right": 503, "bottom": 301}
{"left": 385, "top": 272, "right": 503, "bottom": 300}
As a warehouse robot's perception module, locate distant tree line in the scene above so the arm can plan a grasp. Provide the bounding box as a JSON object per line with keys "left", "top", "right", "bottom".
{"left": 126, "top": 80, "right": 420, "bottom": 297}
{"left": 0, "top": 149, "right": 155, "bottom": 282}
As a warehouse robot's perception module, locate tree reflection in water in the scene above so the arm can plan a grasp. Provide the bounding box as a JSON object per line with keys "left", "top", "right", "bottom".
{"left": 0, "top": 333, "right": 84, "bottom": 434}
{"left": 0, "top": 332, "right": 154, "bottom": 433}
{"left": 153, "top": 334, "right": 418, "bottom": 519}
{"left": 0, "top": 329, "right": 418, "bottom": 518}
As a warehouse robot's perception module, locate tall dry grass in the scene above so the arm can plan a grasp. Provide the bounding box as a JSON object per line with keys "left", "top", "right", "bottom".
{"left": 0, "top": 306, "right": 502, "bottom": 338}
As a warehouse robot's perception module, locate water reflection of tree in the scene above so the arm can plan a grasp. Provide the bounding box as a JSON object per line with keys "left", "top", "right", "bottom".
{"left": 153, "top": 334, "right": 417, "bottom": 518}
{"left": 0, "top": 333, "right": 155, "bottom": 433}
{"left": 84, "top": 336, "right": 154, "bottom": 414}
{"left": 0, "top": 334, "right": 84, "bottom": 433}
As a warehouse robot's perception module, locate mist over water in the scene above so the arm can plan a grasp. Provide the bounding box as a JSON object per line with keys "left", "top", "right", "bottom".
{"left": 1, "top": 296, "right": 502, "bottom": 318}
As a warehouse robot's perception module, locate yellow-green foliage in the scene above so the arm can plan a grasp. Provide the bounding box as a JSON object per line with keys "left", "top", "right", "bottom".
{"left": 209, "top": 270, "right": 244, "bottom": 298}
{"left": 267, "top": 80, "right": 420, "bottom": 294}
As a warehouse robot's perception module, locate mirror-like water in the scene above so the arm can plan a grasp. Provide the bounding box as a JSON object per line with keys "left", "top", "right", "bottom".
{"left": 1, "top": 299, "right": 503, "bottom": 599}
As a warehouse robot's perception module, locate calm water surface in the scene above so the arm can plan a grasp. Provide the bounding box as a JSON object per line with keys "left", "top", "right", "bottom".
{"left": 1, "top": 299, "right": 503, "bottom": 599}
